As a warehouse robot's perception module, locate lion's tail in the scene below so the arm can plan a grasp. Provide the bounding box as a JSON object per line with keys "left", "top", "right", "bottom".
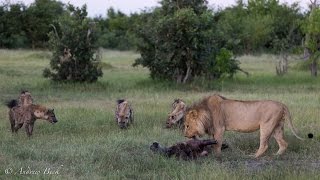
{"left": 5, "top": 99, "right": 18, "bottom": 109}
{"left": 283, "top": 105, "right": 304, "bottom": 140}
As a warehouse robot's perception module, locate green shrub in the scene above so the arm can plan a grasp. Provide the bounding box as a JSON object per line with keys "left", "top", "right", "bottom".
{"left": 43, "top": 4, "right": 103, "bottom": 82}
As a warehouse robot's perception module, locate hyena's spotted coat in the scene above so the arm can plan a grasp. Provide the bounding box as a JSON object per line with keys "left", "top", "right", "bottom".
{"left": 6, "top": 91, "right": 57, "bottom": 137}
{"left": 115, "top": 99, "right": 134, "bottom": 129}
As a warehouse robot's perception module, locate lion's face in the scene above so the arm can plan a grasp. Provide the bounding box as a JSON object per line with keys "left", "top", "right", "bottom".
{"left": 184, "top": 110, "right": 205, "bottom": 138}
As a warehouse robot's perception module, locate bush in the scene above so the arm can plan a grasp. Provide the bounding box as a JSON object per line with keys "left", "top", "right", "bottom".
{"left": 133, "top": 0, "right": 242, "bottom": 83}
{"left": 43, "top": 4, "right": 103, "bottom": 82}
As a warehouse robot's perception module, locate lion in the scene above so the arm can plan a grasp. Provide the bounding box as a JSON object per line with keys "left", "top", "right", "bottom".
{"left": 184, "top": 94, "right": 307, "bottom": 159}
{"left": 166, "top": 99, "right": 186, "bottom": 128}
{"left": 6, "top": 99, "right": 58, "bottom": 137}
{"left": 115, "top": 99, "right": 134, "bottom": 129}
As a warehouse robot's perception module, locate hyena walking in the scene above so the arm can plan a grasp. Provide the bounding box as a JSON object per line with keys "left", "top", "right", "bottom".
{"left": 115, "top": 99, "right": 134, "bottom": 129}
{"left": 6, "top": 91, "right": 58, "bottom": 137}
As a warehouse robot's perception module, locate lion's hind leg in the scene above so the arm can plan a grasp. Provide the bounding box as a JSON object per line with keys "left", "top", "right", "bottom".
{"left": 255, "top": 126, "right": 274, "bottom": 158}
{"left": 273, "top": 121, "right": 288, "bottom": 155}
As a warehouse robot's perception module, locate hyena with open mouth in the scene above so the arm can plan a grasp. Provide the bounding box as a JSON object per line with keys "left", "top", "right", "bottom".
{"left": 166, "top": 99, "right": 186, "bottom": 128}
{"left": 115, "top": 99, "right": 134, "bottom": 129}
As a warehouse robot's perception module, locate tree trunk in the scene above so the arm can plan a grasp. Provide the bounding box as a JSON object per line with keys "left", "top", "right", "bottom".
{"left": 182, "top": 64, "right": 191, "bottom": 84}
{"left": 32, "top": 40, "right": 35, "bottom": 50}
{"left": 307, "top": 0, "right": 318, "bottom": 76}
{"left": 310, "top": 60, "right": 317, "bottom": 76}
{"left": 276, "top": 52, "right": 288, "bottom": 76}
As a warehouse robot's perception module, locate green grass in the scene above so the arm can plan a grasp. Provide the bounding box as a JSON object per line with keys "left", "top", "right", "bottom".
{"left": 0, "top": 49, "right": 319, "bottom": 179}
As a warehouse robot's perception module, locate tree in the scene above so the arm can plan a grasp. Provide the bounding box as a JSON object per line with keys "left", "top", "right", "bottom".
{"left": 0, "top": 2, "right": 28, "bottom": 48}
{"left": 43, "top": 4, "right": 103, "bottom": 82}
{"left": 133, "top": 0, "right": 242, "bottom": 83}
{"left": 24, "top": 0, "right": 64, "bottom": 49}
{"left": 215, "top": 1, "right": 274, "bottom": 54}
{"left": 215, "top": 0, "right": 304, "bottom": 57}
{"left": 270, "top": 3, "right": 304, "bottom": 75}
{"left": 304, "top": 0, "right": 320, "bottom": 76}
{"left": 95, "top": 8, "right": 136, "bottom": 50}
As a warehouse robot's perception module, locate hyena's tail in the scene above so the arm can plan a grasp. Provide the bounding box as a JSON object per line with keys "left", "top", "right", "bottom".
{"left": 5, "top": 99, "right": 18, "bottom": 109}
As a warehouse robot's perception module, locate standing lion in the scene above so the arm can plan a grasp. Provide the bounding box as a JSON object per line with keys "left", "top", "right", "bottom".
{"left": 184, "top": 94, "right": 310, "bottom": 160}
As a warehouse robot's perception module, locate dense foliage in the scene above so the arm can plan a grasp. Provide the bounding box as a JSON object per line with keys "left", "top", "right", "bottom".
{"left": 0, "top": 0, "right": 64, "bottom": 48}
{"left": 1, "top": 0, "right": 320, "bottom": 79}
{"left": 215, "top": 0, "right": 304, "bottom": 55}
{"left": 304, "top": 2, "right": 320, "bottom": 76}
{"left": 43, "top": 4, "right": 102, "bottom": 82}
{"left": 133, "top": 0, "right": 242, "bottom": 83}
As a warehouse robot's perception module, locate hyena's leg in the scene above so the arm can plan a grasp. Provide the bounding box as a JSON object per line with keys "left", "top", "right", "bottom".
{"left": 14, "top": 123, "right": 23, "bottom": 133}
{"left": 25, "top": 123, "right": 32, "bottom": 137}
{"left": 28, "top": 122, "right": 35, "bottom": 136}
{"left": 9, "top": 112, "right": 15, "bottom": 133}
{"left": 10, "top": 118, "right": 15, "bottom": 133}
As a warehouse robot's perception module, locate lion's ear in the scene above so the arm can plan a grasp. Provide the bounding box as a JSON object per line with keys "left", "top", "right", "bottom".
{"left": 189, "top": 110, "right": 198, "bottom": 119}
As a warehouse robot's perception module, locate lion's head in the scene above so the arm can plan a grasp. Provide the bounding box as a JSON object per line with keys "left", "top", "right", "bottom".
{"left": 184, "top": 109, "right": 209, "bottom": 139}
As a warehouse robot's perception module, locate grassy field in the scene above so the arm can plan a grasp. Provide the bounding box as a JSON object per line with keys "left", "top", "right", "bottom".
{"left": 0, "top": 49, "right": 319, "bottom": 179}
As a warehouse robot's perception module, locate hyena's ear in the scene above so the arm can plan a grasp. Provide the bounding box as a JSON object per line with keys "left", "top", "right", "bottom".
{"left": 34, "top": 110, "right": 44, "bottom": 118}
{"left": 180, "top": 102, "right": 186, "bottom": 110}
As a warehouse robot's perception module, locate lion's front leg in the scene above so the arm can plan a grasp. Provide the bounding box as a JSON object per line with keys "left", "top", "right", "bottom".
{"left": 213, "top": 129, "right": 224, "bottom": 161}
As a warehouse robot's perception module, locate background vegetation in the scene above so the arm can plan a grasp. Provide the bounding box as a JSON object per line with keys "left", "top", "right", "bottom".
{"left": 43, "top": 4, "right": 103, "bottom": 82}
{"left": 1, "top": 0, "right": 320, "bottom": 80}
{"left": 0, "top": 0, "right": 320, "bottom": 179}
{"left": 0, "top": 49, "right": 319, "bottom": 179}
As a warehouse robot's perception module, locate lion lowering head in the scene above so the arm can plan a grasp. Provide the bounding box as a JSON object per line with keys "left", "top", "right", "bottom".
{"left": 184, "top": 109, "right": 210, "bottom": 139}
{"left": 183, "top": 94, "right": 311, "bottom": 159}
